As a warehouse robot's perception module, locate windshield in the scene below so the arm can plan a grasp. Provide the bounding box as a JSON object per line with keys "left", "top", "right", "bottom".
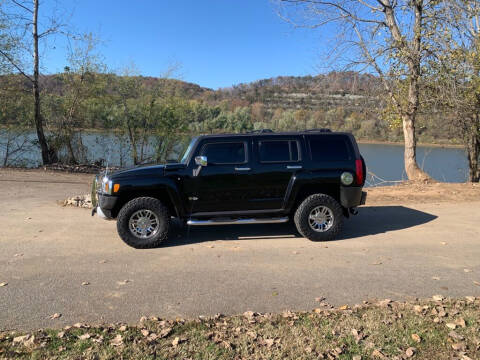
{"left": 180, "top": 137, "right": 198, "bottom": 164}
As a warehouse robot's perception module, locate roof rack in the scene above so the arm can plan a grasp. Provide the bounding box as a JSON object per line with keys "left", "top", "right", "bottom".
{"left": 305, "top": 128, "right": 332, "bottom": 133}
{"left": 247, "top": 129, "right": 274, "bottom": 134}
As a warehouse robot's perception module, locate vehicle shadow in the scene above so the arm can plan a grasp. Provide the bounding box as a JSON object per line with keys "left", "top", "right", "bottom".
{"left": 161, "top": 206, "right": 438, "bottom": 247}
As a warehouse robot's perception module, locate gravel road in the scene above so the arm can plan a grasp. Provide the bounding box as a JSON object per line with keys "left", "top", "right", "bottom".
{"left": 0, "top": 169, "right": 479, "bottom": 330}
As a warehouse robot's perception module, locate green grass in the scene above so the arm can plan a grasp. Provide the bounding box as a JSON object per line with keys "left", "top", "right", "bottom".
{"left": 1, "top": 298, "right": 479, "bottom": 359}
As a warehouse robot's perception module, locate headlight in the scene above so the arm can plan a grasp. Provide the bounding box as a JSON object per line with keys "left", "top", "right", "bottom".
{"left": 101, "top": 176, "right": 113, "bottom": 195}
{"left": 341, "top": 172, "right": 354, "bottom": 186}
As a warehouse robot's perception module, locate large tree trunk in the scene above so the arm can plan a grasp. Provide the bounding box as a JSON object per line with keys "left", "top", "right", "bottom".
{"left": 33, "top": 0, "right": 56, "bottom": 164}
{"left": 401, "top": 0, "right": 430, "bottom": 182}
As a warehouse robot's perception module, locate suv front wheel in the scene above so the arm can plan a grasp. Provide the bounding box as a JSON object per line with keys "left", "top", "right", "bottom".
{"left": 294, "top": 194, "right": 343, "bottom": 241}
{"left": 117, "top": 197, "right": 170, "bottom": 248}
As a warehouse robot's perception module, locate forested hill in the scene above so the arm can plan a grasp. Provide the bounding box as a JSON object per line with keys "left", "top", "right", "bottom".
{"left": 0, "top": 71, "right": 454, "bottom": 145}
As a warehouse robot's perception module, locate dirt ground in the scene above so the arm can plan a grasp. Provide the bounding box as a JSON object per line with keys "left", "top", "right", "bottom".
{"left": 1, "top": 168, "right": 479, "bottom": 331}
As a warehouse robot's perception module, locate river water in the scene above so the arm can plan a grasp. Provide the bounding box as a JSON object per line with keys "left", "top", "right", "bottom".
{"left": 0, "top": 131, "right": 469, "bottom": 185}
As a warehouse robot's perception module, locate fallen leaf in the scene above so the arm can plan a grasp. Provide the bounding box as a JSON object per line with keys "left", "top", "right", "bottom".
{"left": 411, "top": 333, "right": 421, "bottom": 343}
{"left": 448, "top": 331, "right": 464, "bottom": 341}
{"left": 454, "top": 318, "right": 466, "bottom": 328}
{"left": 338, "top": 305, "right": 349, "bottom": 310}
{"left": 440, "top": 241, "right": 447, "bottom": 245}
{"left": 109, "top": 334, "right": 123, "bottom": 346}
{"left": 246, "top": 331, "right": 257, "bottom": 339}
{"left": 272, "top": 291, "right": 278, "bottom": 296}
{"left": 405, "top": 347, "right": 416, "bottom": 358}
{"left": 446, "top": 323, "right": 457, "bottom": 330}
{"left": 371, "top": 349, "right": 386, "bottom": 359}
{"left": 171, "top": 337, "right": 180, "bottom": 346}
{"left": 315, "top": 297, "right": 326, "bottom": 302}
{"left": 117, "top": 280, "right": 131, "bottom": 286}
{"left": 473, "top": 281, "right": 480, "bottom": 286}
{"left": 432, "top": 276, "right": 440, "bottom": 281}
{"left": 451, "top": 342, "right": 466, "bottom": 351}
{"left": 465, "top": 296, "right": 475, "bottom": 303}
{"left": 370, "top": 261, "right": 382, "bottom": 265}
{"left": 14, "top": 253, "right": 23, "bottom": 257}
{"left": 78, "top": 333, "right": 91, "bottom": 340}
{"left": 57, "top": 331, "right": 65, "bottom": 338}
{"left": 461, "top": 355, "right": 473, "bottom": 360}
{"left": 99, "top": 260, "right": 107, "bottom": 264}
{"left": 353, "top": 356, "right": 362, "bottom": 360}
{"left": 50, "top": 313, "right": 61, "bottom": 319}
{"left": 292, "top": 251, "right": 299, "bottom": 254}
{"left": 0, "top": 282, "right": 7, "bottom": 287}
{"left": 378, "top": 299, "right": 392, "bottom": 306}
{"left": 81, "top": 282, "right": 90, "bottom": 286}
{"left": 432, "top": 294, "right": 444, "bottom": 301}
{"left": 464, "top": 269, "right": 473, "bottom": 273}
{"left": 265, "top": 338, "right": 274, "bottom": 348}
{"left": 141, "top": 329, "right": 149, "bottom": 337}
{"left": 159, "top": 327, "right": 172, "bottom": 338}
{"left": 118, "top": 325, "right": 127, "bottom": 332}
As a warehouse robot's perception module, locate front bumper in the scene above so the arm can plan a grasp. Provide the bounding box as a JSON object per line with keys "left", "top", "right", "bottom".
{"left": 340, "top": 186, "right": 367, "bottom": 208}
{"left": 92, "top": 193, "right": 118, "bottom": 219}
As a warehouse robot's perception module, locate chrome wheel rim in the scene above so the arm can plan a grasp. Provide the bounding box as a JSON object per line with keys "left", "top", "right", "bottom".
{"left": 129, "top": 209, "right": 160, "bottom": 239}
{"left": 308, "top": 206, "right": 334, "bottom": 232}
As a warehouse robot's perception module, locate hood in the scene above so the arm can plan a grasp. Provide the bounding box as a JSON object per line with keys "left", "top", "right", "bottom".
{"left": 109, "top": 162, "right": 186, "bottom": 180}
{"left": 109, "top": 164, "right": 166, "bottom": 179}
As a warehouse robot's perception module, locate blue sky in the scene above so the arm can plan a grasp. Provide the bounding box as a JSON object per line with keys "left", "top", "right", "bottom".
{"left": 42, "top": 0, "right": 322, "bottom": 89}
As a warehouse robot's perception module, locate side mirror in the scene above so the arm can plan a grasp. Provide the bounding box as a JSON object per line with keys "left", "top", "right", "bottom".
{"left": 195, "top": 155, "right": 207, "bottom": 167}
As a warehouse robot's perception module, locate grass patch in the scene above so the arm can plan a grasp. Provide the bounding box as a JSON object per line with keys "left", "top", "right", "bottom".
{"left": 1, "top": 297, "right": 479, "bottom": 359}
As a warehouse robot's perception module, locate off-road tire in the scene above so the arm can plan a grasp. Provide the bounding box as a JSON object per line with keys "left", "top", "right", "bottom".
{"left": 294, "top": 194, "right": 343, "bottom": 241}
{"left": 117, "top": 197, "right": 169, "bottom": 249}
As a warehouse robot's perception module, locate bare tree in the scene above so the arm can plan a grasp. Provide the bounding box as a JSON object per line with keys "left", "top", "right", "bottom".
{"left": 0, "top": 0, "right": 66, "bottom": 164}
{"left": 275, "top": 0, "right": 451, "bottom": 180}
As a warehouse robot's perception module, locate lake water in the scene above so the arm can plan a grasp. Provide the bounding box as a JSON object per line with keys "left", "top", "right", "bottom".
{"left": 0, "top": 131, "right": 469, "bottom": 185}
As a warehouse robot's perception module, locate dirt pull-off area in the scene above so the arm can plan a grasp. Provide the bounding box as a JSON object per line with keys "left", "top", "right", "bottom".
{"left": 366, "top": 181, "right": 480, "bottom": 205}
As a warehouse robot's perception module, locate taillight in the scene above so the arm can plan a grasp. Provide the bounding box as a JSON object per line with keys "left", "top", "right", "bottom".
{"left": 355, "top": 159, "right": 364, "bottom": 185}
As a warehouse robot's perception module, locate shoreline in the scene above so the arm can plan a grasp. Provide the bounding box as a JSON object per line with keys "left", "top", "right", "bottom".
{"left": 356, "top": 139, "right": 464, "bottom": 149}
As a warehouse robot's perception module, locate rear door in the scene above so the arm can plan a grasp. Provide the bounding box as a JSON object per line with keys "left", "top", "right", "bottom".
{"left": 248, "top": 136, "right": 303, "bottom": 210}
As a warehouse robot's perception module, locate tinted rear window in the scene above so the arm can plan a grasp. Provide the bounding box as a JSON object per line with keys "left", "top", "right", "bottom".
{"left": 259, "top": 140, "right": 300, "bottom": 162}
{"left": 202, "top": 142, "right": 246, "bottom": 164}
{"left": 309, "top": 135, "right": 352, "bottom": 161}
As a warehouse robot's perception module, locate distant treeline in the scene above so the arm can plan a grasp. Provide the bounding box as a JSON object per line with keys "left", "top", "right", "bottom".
{"left": 0, "top": 71, "right": 458, "bottom": 166}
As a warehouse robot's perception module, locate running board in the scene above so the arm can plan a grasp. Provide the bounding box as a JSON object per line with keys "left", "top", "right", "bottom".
{"left": 187, "top": 217, "right": 289, "bottom": 226}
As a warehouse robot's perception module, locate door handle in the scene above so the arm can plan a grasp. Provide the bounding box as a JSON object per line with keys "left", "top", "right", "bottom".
{"left": 287, "top": 165, "right": 302, "bottom": 169}
{"left": 235, "top": 167, "right": 251, "bottom": 171}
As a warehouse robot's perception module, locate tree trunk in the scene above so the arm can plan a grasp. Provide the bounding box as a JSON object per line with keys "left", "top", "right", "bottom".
{"left": 401, "top": 0, "right": 430, "bottom": 182}
{"left": 33, "top": 0, "right": 56, "bottom": 165}
{"left": 467, "top": 115, "right": 480, "bottom": 182}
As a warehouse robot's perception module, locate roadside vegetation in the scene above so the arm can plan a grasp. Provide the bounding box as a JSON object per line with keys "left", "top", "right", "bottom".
{"left": 1, "top": 297, "right": 479, "bottom": 359}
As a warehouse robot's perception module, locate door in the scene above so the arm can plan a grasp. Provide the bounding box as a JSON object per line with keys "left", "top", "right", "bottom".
{"left": 188, "top": 140, "right": 255, "bottom": 214}
{"left": 248, "top": 138, "right": 303, "bottom": 210}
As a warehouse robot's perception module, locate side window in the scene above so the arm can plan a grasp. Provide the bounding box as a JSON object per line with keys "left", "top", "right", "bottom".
{"left": 309, "top": 135, "right": 352, "bottom": 161}
{"left": 201, "top": 142, "right": 246, "bottom": 164}
{"left": 258, "top": 140, "right": 301, "bottom": 163}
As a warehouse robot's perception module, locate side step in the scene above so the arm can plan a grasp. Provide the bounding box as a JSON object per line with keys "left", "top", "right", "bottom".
{"left": 187, "top": 217, "right": 289, "bottom": 226}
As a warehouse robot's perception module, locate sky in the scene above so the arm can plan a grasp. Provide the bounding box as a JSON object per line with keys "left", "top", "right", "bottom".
{"left": 41, "top": 0, "right": 323, "bottom": 89}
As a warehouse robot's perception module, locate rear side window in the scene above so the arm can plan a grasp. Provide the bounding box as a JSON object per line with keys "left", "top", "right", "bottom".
{"left": 201, "top": 142, "right": 246, "bottom": 164}
{"left": 309, "top": 135, "right": 352, "bottom": 161}
{"left": 259, "top": 140, "right": 301, "bottom": 163}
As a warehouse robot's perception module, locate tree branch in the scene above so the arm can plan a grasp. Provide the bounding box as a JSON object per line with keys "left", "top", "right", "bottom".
{"left": 0, "top": 48, "right": 33, "bottom": 82}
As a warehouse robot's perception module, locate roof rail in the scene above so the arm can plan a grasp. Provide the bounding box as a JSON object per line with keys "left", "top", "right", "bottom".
{"left": 305, "top": 128, "right": 332, "bottom": 133}
{"left": 247, "top": 129, "right": 274, "bottom": 134}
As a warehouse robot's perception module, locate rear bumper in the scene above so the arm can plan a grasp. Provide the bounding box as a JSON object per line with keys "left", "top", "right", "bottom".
{"left": 340, "top": 186, "right": 366, "bottom": 208}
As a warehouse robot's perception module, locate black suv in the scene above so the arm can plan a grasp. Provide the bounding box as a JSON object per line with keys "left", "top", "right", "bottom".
{"left": 93, "top": 129, "right": 366, "bottom": 248}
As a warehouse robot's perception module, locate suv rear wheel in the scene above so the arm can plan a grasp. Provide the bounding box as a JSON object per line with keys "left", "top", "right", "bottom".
{"left": 294, "top": 194, "right": 343, "bottom": 241}
{"left": 117, "top": 197, "right": 169, "bottom": 248}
